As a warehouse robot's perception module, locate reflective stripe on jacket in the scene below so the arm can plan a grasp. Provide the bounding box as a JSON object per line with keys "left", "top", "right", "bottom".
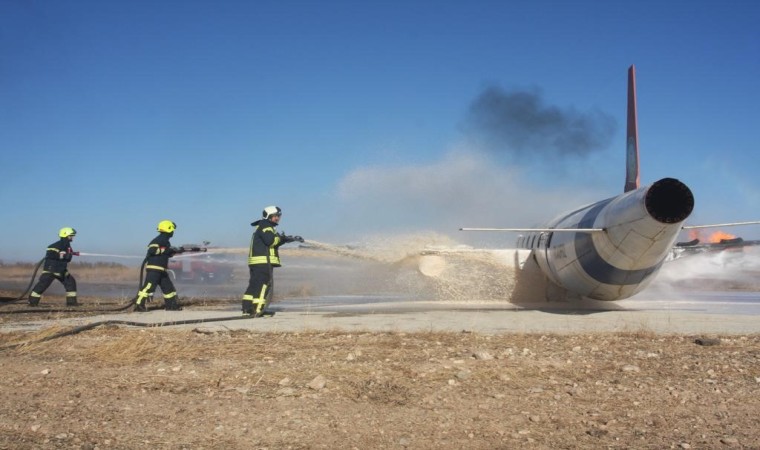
{"left": 144, "top": 232, "right": 174, "bottom": 269}
{"left": 43, "top": 238, "right": 72, "bottom": 273}
{"left": 247, "top": 219, "right": 282, "bottom": 266}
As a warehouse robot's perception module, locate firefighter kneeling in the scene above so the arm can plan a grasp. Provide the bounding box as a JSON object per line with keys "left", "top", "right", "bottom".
{"left": 242, "top": 205, "right": 303, "bottom": 317}
{"left": 134, "top": 220, "right": 184, "bottom": 312}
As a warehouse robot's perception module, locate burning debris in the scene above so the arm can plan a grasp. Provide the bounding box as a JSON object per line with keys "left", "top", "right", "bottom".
{"left": 670, "top": 230, "right": 760, "bottom": 262}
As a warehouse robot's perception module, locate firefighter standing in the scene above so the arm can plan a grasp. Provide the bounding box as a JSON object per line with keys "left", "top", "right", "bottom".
{"left": 242, "top": 205, "right": 303, "bottom": 316}
{"left": 29, "top": 227, "right": 80, "bottom": 306}
{"left": 134, "top": 220, "right": 183, "bottom": 312}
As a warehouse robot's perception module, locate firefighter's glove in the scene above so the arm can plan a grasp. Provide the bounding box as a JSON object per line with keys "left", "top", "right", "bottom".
{"left": 277, "top": 233, "right": 292, "bottom": 243}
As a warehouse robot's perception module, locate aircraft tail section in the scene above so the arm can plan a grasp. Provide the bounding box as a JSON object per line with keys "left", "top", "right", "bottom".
{"left": 624, "top": 65, "right": 640, "bottom": 192}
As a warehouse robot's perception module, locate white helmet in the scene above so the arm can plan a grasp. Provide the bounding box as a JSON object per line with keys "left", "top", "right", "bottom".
{"left": 262, "top": 205, "right": 282, "bottom": 220}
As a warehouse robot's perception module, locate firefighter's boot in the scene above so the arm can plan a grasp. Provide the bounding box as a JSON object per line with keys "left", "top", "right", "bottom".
{"left": 165, "top": 298, "right": 183, "bottom": 311}
{"left": 66, "top": 296, "right": 79, "bottom": 307}
{"left": 28, "top": 293, "right": 41, "bottom": 307}
{"left": 134, "top": 300, "right": 147, "bottom": 312}
{"left": 242, "top": 299, "right": 254, "bottom": 316}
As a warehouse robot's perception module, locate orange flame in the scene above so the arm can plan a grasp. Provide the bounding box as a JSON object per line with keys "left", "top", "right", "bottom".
{"left": 706, "top": 230, "right": 736, "bottom": 243}
{"left": 687, "top": 229, "right": 737, "bottom": 243}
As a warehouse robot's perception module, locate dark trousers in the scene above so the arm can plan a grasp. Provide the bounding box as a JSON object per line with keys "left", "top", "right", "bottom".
{"left": 30, "top": 272, "right": 77, "bottom": 305}
{"left": 136, "top": 269, "right": 178, "bottom": 307}
{"left": 242, "top": 265, "right": 272, "bottom": 314}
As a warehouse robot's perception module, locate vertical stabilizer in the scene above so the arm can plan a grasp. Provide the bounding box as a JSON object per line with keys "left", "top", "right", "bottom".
{"left": 624, "top": 65, "right": 640, "bottom": 192}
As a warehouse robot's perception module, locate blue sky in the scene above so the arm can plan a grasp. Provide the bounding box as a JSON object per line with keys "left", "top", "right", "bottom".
{"left": 2, "top": 0, "right": 759, "bottom": 261}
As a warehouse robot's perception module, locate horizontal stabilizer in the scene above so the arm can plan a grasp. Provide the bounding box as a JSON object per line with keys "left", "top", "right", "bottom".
{"left": 460, "top": 227, "right": 604, "bottom": 233}
{"left": 682, "top": 220, "right": 760, "bottom": 230}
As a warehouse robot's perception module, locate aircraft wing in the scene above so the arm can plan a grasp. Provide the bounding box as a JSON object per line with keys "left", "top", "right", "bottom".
{"left": 682, "top": 220, "right": 760, "bottom": 230}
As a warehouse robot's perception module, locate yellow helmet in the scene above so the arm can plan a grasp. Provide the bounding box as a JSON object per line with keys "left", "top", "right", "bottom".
{"left": 59, "top": 227, "right": 77, "bottom": 238}
{"left": 157, "top": 220, "right": 177, "bottom": 233}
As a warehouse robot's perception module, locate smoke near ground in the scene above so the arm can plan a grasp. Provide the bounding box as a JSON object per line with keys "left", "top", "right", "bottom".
{"left": 649, "top": 247, "right": 760, "bottom": 293}
{"left": 280, "top": 241, "right": 522, "bottom": 304}
{"left": 464, "top": 86, "right": 617, "bottom": 160}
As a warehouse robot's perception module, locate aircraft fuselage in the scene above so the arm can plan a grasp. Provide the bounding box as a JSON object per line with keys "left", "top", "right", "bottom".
{"left": 519, "top": 178, "right": 694, "bottom": 301}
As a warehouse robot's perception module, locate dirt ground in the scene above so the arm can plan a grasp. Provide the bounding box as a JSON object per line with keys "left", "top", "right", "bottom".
{"left": 2, "top": 253, "right": 760, "bottom": 449}
{"left": 1, "top": 326, "right": 759, "bottom": 449}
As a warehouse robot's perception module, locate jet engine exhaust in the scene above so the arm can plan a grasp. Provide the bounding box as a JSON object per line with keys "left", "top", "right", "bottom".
{"left": 645, "top": 178, "right": 694, "bottom": 224}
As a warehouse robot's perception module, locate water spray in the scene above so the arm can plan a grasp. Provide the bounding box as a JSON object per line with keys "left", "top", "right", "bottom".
{"left": 77, "top": 252, "right": 143, "bottom": 259}
{"left": 302, "top": 239, "right": 454, "bottom": 277}
{"left": 302, "top": 240, "right": 384, "bottom": 261}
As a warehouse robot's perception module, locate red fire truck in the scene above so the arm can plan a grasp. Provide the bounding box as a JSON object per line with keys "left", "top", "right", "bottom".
{"left": 167, "top": 245, "right": 236, "bottom": 283}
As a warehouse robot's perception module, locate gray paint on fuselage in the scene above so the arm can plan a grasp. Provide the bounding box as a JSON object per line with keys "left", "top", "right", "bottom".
{"left": 521, "top": 192, "right": 664, "bottom": 288}
{"left": 572, "top": 198, "right": 663, "bottom": 285}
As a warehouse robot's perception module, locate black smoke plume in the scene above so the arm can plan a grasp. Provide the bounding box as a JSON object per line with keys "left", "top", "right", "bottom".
{"left": 465, "top": 86, "right": 617, "bottom": 159}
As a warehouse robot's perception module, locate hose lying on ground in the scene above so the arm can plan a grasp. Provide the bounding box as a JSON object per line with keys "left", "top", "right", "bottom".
{"left": 0, "top": 313, "right": 266, "bottom": 351}
{"left": 0, "top": 301, "right": 159, "bottom": 315}
{"left": 0, "top": 259, "right": 44, "bottom": 305}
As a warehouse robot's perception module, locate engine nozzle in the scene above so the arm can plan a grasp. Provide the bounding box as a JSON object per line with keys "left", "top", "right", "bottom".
{"left": 645, "top": 178, "right": 694, "bottom": 224}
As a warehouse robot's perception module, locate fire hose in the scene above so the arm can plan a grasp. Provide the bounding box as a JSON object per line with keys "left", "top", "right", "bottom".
{"left": 0, "top": 258, "right": 45, "bottom": 304}
{"left": 0, "top": 259, "right": 146, "bottom": 314}
{"left": 0, "top": 244, "right": 263, "bottom": 349}
{"left": 0, "top": 246, "right": 207, "bottom": 314}
{"left": 0, "top": 313, "right": 262, "bottom": 351}
{"left": 0, "top": 239, "right": 320, "bottom": 349}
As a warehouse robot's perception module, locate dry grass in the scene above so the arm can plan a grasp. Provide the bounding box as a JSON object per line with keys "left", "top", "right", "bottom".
{"left": 0, "top": 262, "right": 136, "bottom": 282}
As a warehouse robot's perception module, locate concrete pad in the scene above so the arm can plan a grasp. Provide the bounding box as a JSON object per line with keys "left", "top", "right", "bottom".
{"left": 3, "top": 304, "right": 760, "bottom": 335}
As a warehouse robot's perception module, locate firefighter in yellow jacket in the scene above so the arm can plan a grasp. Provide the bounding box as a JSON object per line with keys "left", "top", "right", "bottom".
{"left": 29, "top": 227, "right": 79, "bottom": 306}
{"left": 242, "top": 206, "right": 303, "bottom": 316}
{"left": 134, "top": 220, "right": 183, "bottom": 312}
